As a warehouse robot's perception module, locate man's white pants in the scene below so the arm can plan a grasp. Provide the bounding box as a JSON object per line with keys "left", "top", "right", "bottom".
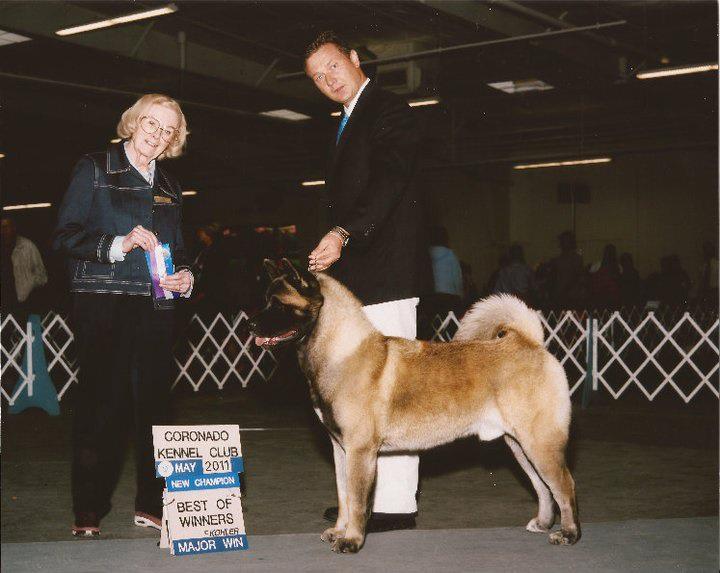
{"left": 361, "top": 297, "right": 420, "bottom": 515}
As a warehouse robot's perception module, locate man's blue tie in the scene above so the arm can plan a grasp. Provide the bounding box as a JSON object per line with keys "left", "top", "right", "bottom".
{"left": 336, "top": 113, "right": 349, "bottom": 144}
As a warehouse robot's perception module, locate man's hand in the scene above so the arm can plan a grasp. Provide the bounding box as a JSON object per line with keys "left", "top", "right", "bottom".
{"left": 121, "top": 225, "right": 159, "bottom": 253}
{"left": 159, "top": 269, "right": 193, "bottom": 294}
{"left": 309, "top": 232, "right": 344, "bottom": 272}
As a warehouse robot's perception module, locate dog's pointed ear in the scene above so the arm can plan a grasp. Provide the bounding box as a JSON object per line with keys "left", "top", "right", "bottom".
{"left": 263, "top": 258, "right": 282, "bottom": 280}
{"left": 279, "top": 257, "right": 319, "bottom": 291}
{"left": 302, "top": 268, "right": 320, "bottom": 290}
{"left": 279, "top": 258, "right": 302, "bottom": 283}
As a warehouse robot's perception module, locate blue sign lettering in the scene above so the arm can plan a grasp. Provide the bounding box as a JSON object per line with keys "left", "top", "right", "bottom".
{"left": 173, "top": 534, "right": 248, "bottom": 556}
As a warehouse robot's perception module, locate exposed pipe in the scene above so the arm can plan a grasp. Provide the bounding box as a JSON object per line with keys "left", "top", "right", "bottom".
{"left": 173, "top": 13, "right": 300, "bottom": 61}
{"left": 130, "top": 21, "right": 155, "bottom": 58}
{"left": 255, "top": 58, "right": 280, "bottom": 87}
{"left": 0, "top": 72, "right": 292, "bottom": 122}
{"left": 178, "top": 30, "right": 187, "bottom": 71}
{"left": 276, "top": 20, "right": 626, "bottom": 80}
{"left": 489, "top": 0, "right": 660, "bottom": 62}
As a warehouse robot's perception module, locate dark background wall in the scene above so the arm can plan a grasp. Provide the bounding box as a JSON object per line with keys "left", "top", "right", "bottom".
{"left": 1, "top": 1, "right": 717, "bottom": 306}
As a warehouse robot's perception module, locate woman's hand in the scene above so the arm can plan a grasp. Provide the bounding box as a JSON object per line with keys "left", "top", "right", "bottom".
{"left": 121, "top": 225, "right": 159, "bottom": 253}
{"left": 160, "top": 269, "right": 193, "bottom": 294}
{"left": 309, "top": 232, "right": 343, "bottom": 272}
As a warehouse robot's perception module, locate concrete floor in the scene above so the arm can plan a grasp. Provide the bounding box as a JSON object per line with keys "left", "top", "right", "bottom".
{"left": 1, "top": 376, "right": 718, "bottom": 571}
{"left": 2, "top": 517, "right": 717, "bottom": 573}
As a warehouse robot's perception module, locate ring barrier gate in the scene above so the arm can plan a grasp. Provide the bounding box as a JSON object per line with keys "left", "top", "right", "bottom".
{"left": 2, "top": 307, "right": 718, "bottom": 410}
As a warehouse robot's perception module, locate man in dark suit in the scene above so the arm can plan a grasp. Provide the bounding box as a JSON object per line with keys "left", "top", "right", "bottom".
{"left": 305, "top": 31, "right": 424, "bottom": 532}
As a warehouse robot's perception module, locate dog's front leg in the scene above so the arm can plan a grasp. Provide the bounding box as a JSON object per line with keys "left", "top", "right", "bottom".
{"left": 331, "top": 443, "right": 377, "bottom": 554}
{"left": 321, "top": 435, "right": 349, "bottom": 544}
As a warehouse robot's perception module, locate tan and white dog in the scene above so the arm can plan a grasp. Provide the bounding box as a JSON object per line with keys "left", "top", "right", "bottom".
{"left": 251, "top": 258, "right": 580, "bottom": 554}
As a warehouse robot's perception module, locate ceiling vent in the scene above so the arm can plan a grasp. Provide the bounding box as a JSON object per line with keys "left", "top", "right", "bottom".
{"left": 368, "top": 41, "right": 423, "bottom": 94}
{"left": 376, "top": 60, "right": 422, "bottom": 94}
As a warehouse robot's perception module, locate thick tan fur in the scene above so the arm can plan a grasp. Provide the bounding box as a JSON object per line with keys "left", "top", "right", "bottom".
{"left": 297, "top": 275, "right": 580, "bottom": 553}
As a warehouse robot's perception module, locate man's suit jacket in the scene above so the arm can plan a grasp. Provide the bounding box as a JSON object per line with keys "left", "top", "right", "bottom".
{"left": 326, "top": 81, "right": 425, "bottom": 306}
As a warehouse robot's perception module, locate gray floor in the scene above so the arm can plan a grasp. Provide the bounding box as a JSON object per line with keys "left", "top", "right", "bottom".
{"left": 2, "top": 517, "right": 717, "bottom": 573}
{"left": 2, "top": 379, "right": 718, "bottom": 571}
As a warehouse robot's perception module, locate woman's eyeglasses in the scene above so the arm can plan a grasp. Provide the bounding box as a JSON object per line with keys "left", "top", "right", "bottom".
{"left": 139, "top": 116, "right": 177, "bottom": 142}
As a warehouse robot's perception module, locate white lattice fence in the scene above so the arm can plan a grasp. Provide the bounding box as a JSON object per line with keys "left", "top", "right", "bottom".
{"left": 42, "top": 312, "right": 79, "bottom": 400}
{"left": 539, "top": 311, "right": 590, "bottom": 396}
{"left": 430, "top": 311, "right": 460, "bottom": 342}
{"left": 429, "top": 310, "right": 591, "bottom": 396}
{"left": 595, "top": 311, "right": 720, "bottom": 402}
{"left": 2, "top": 309, "right": 718, "bottom": 405}
{"left": 0, "top": 314, "right": 32, "bottom": 405}
{"left": 0, "top": 311, "right": 278, "bottom": 405}
{"left": 173, "top": 312, "right": 277, "bottom": 391}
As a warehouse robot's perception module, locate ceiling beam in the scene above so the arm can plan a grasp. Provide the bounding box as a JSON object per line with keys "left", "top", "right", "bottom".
{"left": 419, "top": 0, "right": 625, "bottom": 81}
{"left": 0, "top": 2, "right": 318, "bottom": 102}
{"left": 492, "top": 0, "right": 661, "bottom": 62}
{"left": 276, "top": 20, "right": 626, "bottom": 80}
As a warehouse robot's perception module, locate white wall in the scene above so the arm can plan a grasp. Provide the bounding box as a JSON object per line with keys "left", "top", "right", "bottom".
{"left": 422, "top": 167, "right": 510, "bottom": 291}
{"left": 508, "top": 148, "right": 718, "bottom": 286}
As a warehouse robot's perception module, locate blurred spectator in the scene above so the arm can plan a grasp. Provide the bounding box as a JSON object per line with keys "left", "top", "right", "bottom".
{"left": 418, "top": 226, "right": 463, "bottom": 339}
{"left": 224, "top": 225, "right": 263, "bottom": 312}
{"left": 647, "top": 255, "right": 691, "bottom": 307}
{"left": 667, "top": 254, "right": 691, "bottom": 306}
{"left": 492, "top": 243, "right": 537, "bottom": 306}
{"left": 533, "top": 260, "right": 553, "bottom": 309}
{"left": 191, "top": 222, "right": 234, "bottom": 314}
{"left": 485, "top": 253, "right": 510, "bottom": 297}
{"left": 1, "top": 217, "right": 48, "bottom": 314}
{"left": 460, "top": 260, "right": 479, "bottom": 308}
{"left": 589, "top": 244, "right": 622, "bottom": 310}
{"left": 428, "top": 226, "right": 463, "bottom": 298}
{"left": 645, "top": 257, "right": 666, "bottom": 304}
{"left": 619, "top": 252, "right": 642, "bottom": 308}
{"left": 548, "top": 230, "right": 586, "bottom": 310}
{"left": 697, "top": 241, "right": 718, "bottom": 306}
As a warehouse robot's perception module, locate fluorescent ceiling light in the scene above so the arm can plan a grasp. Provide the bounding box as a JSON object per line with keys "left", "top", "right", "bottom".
{"left": 3, "top": 202, "right": 52, "bottom": 211}
{"left": 331, "top": 98, "right": 439, "bottom": 116}
{"left": 56, "top": 4, "right": 177, "bottom": 36}
{"left": 408, "top": 98, "right": 440, "bottom": 107}
{"left": 302, "top": 180, "right": 325, "bottom": 187}
{"left": 514, "top": 157, "right": 612, "bottom": 170}
{"left": 637, "top": 63, "right": 718, "bottom": 79}
{"left": 260, "top": 109, "right": 311, "bottom": 121}
{"left": 110, "top": 138, "right": 122, "bottom": 143}
{"left": 182, "top": 190, "right": 197, "bottom": 196}
{"left": 0, "top": 30, "right": 31, "bottom": 46}
{"left": 488, "top": 79, "right": 554, "bottom": 94}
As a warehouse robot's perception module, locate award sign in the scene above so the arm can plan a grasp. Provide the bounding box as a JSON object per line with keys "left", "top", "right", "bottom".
{"left": 153, "top": 425, "right": 248, "bottom": 556}
{"left": 165, "top": 489, "right": 246, "bottom": 555}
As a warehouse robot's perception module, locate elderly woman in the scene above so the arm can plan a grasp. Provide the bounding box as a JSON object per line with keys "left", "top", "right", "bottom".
{"left": 54, "top": 94, "right": 193, "bottom": 537}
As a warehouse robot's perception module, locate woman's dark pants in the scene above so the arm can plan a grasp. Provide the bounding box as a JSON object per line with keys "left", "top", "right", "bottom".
{"left": 71, "top": 292, "right": 175, "bottom": 521}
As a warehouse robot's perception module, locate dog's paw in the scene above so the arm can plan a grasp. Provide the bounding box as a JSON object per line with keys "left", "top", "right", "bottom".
{"left": 331, "top": 536, "right": 362, "bottom": 554}
{"left": 526, "top": 517, "right": 553, "bottom": 533}
{"left": 321, "top": 527, "right": 344, "bottom": 543}
{"left": 548, "top": 526, "right": 580, "bottom": 546}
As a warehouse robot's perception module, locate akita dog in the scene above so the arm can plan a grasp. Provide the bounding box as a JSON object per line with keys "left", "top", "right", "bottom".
{"left": 250, "top": 258, "right": 580, "bottom": 554}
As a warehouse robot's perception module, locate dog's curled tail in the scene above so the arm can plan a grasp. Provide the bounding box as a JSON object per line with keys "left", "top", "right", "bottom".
{"left": 454, "top": 294, "right": 544, "bottom": 346}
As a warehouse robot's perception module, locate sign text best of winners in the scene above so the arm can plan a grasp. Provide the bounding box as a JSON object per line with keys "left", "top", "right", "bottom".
{"left": 153, "top": 425, "right": 248, "bottom": 556}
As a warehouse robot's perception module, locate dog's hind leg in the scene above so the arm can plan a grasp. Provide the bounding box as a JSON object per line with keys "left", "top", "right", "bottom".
{"left": 331, "top": 443, "right": 378, "bottom": 554}
{"left": 321, "top": 435, "right": 349, "bottom": 544}
{"left": 515, "top": 433, "right": 580, "bottom": 545}
{"left": 503, "top": 435, "right": 555, "bottom": 533}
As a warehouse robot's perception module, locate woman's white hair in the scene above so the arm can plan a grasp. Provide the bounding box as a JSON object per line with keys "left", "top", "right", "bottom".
{"left": 117, "top": 93, "right": 188, "bottom": 159}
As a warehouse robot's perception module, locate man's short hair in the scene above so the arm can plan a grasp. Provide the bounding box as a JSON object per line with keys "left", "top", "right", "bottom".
{"left": 304, "top": 30, "right": 352, "bottom": 61}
